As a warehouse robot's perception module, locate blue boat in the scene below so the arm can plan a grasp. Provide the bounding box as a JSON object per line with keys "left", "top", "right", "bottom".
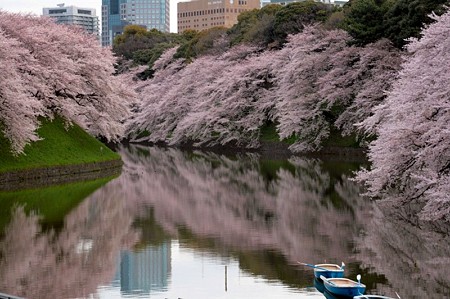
{"left": 354, "top": 296, "right": 397, "bottom": 299}
{"left": 313, "top": 262, "right": 345, "bottom": 279}
{"left": 298, "top": 262, "right": 345, "bottom": 279}
{"left": 324, "top": 289, "right": 355, "bottom": 299}
{"left": 321, "top": 274, "right": 366, "bottom": 297}
{"left": 313, "top": 277, "right": 326, "bottom": 293}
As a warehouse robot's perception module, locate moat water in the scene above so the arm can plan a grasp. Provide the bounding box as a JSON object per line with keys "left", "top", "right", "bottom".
{"left": 0, "top": 145, "right": 449, "bottom": 299}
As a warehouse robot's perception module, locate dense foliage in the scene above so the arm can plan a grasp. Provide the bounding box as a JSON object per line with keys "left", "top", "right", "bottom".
{"left": 126, "top": 26, "right": 401, "bottom": 152}
{"left": 227, "top": 5, "right": 281, "bottom": 47}
{"left": 228, "top": 1, "right": 335, "bottom": 48}
{"left": 114, "top": 0, "right": 338, "bottom": 69}
{"left": 272, "top": 1, "right": 334, "bottom": 43}
{"left": 341, "top": 0, "right": 389, "bottom": 46}
{"left": 113, "top": 25, "right": 186, "bottom": 67}
{"left": 174, "top": 27, "right": 230, "bottom": 61}
{"left": 357, "top": 10, "right": 450, "bottom": 222}
{"left": 342, "top": 0, "right": 448, "bottom": 48}
{"left": 113, "top": 0, "right": 447, "bottom": 73}
{"left": 383, "top": 0, "right": 448, "bottom": 48}
{"left": 273, "top": 30, "right": 401, "bottom": 152}
{"left": 0, "top": 12, "right": 135, "bottom": 155}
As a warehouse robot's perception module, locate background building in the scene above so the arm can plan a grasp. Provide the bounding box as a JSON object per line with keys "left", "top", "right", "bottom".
{"left": 43, "top": 4, "right": 99, "bottom": 36}
{"left": 116, "top": 242, "right": 172, "bottom": 296}
{"left": 333, "top": 0, "right": 348, "bottom": 6}
{"left": 177, "top": 0, "right": 260, "bottom": 32}
{"left": 267, "top": 0, "right": 347, "bottom": 6}
{"left": 102, "top": 0, "right": 170, "bottom": 47}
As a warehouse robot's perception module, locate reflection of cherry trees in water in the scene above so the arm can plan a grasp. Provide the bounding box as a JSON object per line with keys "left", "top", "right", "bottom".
{"left": 354, "top": 203, "right": 450, "bottom": 299}
{"left": 119, "top": 145, "right": 365, "bottom": 264}
{"left": 120, "top": 145, "right": 450, "bottom": 297}
{"left": 2, "top": 146, "right": 449, "bottom": 298}
{"left": 0, "top": 183, "right": 138, "bottom": 299}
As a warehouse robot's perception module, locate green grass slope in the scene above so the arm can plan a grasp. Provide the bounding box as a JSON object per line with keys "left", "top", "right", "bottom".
{"left": 0, "top": 176, "right": 116, "bottom": 234}
{"left": 0, "top": 117, "right": 120, "bottom": 173}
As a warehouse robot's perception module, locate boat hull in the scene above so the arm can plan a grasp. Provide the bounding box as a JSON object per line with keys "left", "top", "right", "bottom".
{"left": 323, "top": 278, "right": 366, "bottom": 297}
{"left": 314, "top": 278, "right": 326, "bottom": 293}
{"left": 325, "top": 285, "right": 365, "bottom": 297}
{"left": 354, "top": 296, "right": 395, "bottom": 299}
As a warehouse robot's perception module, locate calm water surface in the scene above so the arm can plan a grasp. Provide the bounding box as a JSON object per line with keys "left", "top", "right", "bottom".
{"left": 0, "top": 145, "right": 449, "bottom": 299}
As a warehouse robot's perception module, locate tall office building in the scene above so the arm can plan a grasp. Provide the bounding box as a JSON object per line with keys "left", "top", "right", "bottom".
{"left": 43, "top": 4, "right": 99, "bottom": 36}
{"left": 177, "top": 0, "right": 260, "bottom": 32}
{"left": 116, "top": 242, "right": 171, "bottom": 296}
{"left": 102, "top": 0, "right": 170, "bottom": 47}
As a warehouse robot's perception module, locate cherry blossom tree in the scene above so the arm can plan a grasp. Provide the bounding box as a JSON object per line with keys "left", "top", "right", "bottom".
{"left": 0, "top": 12, "right": 135, "bottom": 154}
{"left": 127, "top": 26, "right": 401, "bottom": 153}
{"left": 128, "top": 45, "right": 277, "bottom": 148}
{"left": 357, "top": 11, "right": 450, "bottom": 222}
{"left": 273, "top": 27, "right": 401, "bottom": 152}
{"left": 273, "top": 27, "right": 352, "bottom": 152}
{"left": 318, "top": 38, "right": 402, "bottom": 137}
{"left": 0, "top": 28, "right": 44, "bottom": 153}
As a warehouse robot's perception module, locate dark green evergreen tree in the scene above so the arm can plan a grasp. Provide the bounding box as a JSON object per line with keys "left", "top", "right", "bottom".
{"left": 273, "top": 1, "right": 334, "bottom": 44}
{"left": 342, "top": 0, "right": 448, "bottom": 48}
{"left": 383, "top": 0, "right": 448, "bottom": 48}
{"left": 342, "top": 0, "right": 392, "bottom": 46}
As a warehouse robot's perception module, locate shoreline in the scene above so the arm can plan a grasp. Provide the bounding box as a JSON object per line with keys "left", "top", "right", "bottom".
{"left": 120, "top": 139, "right": 369, "bottom": 162}
{"left": 0, "top": 140, "right": 367, "bottom": 191}
{"left": 0, "top": 159, "right": 123, "bottom": 192}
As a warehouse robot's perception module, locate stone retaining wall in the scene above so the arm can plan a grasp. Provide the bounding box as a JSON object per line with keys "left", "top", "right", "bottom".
{"left": 0, "top": 159, "right": 123, "bottom": 191}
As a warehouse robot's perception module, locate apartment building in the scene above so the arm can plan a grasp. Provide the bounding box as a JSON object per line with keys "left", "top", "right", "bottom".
{"left": 177, "top": 0, "right": 260, "bottom": 32}
{"left": 43, "top": 4, "right": 99, "bottom": 36}
{"left": 267, "top": 0, "right": 348, "bottom": 6}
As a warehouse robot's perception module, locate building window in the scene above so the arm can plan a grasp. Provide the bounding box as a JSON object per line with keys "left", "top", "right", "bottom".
{"left": 78, "top": 9, "right": 92, "bottom": 15}
{"left": 49, "top": 9, "right": 67, "bottom": 14}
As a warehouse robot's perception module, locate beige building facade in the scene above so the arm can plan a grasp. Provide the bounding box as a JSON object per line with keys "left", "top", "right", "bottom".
{"left": 177, "top": 0, "right": 260, "bottom": 32}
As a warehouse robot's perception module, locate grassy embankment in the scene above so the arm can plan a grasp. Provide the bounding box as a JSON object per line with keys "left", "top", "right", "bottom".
{"left": 0, "top": 117, "right": 121, "bottom": 233}
{"left": 0, "top": 176, "right": 115, "bottom": 234}
{"left": 0, "top": 117, "right": 120, "bottom": 174}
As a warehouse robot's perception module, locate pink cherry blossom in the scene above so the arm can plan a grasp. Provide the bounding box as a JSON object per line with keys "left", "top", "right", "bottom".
{"left": 0, "top": 12, "right": 135, "bottom": 154}
{"left": 357, "top": 11, "right": 450, "bottom": 222}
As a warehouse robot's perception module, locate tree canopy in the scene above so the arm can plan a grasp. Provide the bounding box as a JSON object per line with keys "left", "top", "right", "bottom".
{"left": 113, "top": 25, "right": 183, "bottom": 60}
{"left": 126, "top": 26, "right": 401, "bottom": 153}
{"left": 227, "top": 4, "right": 281, "bottom": 46}
{"left": 341, "top": 0, "right": 390, "bottom": 46}
{"left": 227, "top": 1, "right": 336, "bottom": 48}
{"left": 342, "top": 0, "right": 448, "bottom": 48}
{"left": 383, "top": 0, "right": 448, "bottom": 48}
{"left": 114, "top": 1, "right": 341, "bottom": 70}
{"left": 174, "top": 26, "right": 230, "bottom": 61}
{"left": 0, "top": 12, "right": 135, "bottom": 154}
{"left": 272, "top": 0, "right": 335, "bottom": 43}
{"left": 357, "top": 10, "right": 450, "bottom": 222}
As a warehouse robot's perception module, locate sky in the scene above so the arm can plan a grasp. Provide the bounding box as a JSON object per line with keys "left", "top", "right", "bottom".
{"left": 0, "top": 0, "right": 182, "bottom": 32}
